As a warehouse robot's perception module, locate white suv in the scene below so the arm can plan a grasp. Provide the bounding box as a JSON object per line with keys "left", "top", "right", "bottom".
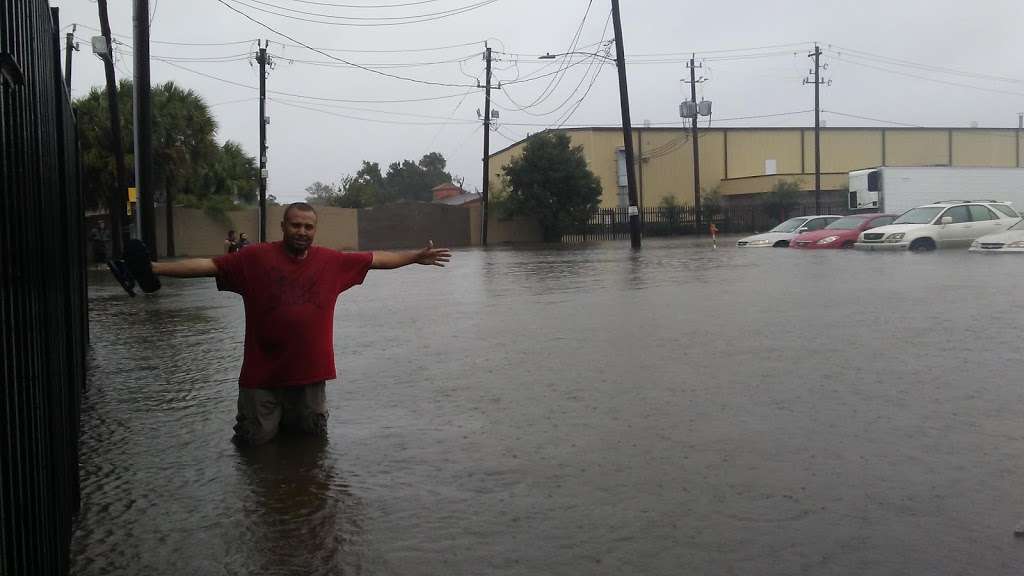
{"left": 855, "top": 200, "right": 1020, "bottom": 252}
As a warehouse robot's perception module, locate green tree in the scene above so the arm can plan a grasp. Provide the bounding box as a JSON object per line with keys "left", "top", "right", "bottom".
{"left": 383, "top": 153, "right": 453, "bottom": 203}
{"left": 762, "top": 179, "right": 802, "bottom": 221}
{"left": 701, "top": 185, "right": 723, "bottom": 221}
{"left": 501, "top": 131, "right": 602, "bottom": 241}
{"left": 75, "top": 79, "right": 257, "bottom": 210}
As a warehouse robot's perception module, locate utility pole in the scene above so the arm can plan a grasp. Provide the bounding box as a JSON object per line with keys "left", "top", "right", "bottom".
{"left": 805, "top": 44, "right": 824, "bottom": 214}
{"left": 256, "top": 41, "right": 270, "bottom": 242}
{"left": 481, "top": 45, "right": 492, "bottom": 246}
{"left": 96, "top": 0, "right": 126, "bottom": 258}
{"left": 133, "top": 0, "right": 157, "bottom": 256}
{"left": 611, "top": 0, "right": 641, "bottom": 249}
{"left": 64, "top": 24, "right": 78, "bottom": 93}
{"left": 686, "top": 55, "right": 705, "bottom": 231}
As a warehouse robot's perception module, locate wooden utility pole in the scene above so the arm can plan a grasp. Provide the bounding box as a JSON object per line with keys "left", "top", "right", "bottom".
{"left": 481, "top": 45, "right": 492, "bottom": 246}
{"left": 96, "top": 0, "right": 127, "bottom": 258}
{"left": 611, "top": 0, "right": 641, "bottom": 249}
{"left": 133, "top": 0, "right": 157, "bottom": 255}
{"left": 256, "top": 41, "right": 270, "bottom": 241}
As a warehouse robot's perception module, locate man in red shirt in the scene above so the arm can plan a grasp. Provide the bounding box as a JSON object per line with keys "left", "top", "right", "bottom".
{"left": 148, "top": 202, "right": 451, "bottom": 444}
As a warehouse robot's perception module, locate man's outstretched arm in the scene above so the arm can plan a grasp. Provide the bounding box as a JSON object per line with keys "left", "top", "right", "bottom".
{"left": 152, "top": 259, "right": 218, "bottom": 278}
{"left": 371, "top": 241, "right": 451, "bottom": 270}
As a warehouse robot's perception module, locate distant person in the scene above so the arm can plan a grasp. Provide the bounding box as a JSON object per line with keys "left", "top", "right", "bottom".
{"left": 90, "top": 222, "right": 109, "bottom": 263}
{"left": 237, "top": 232, "right": 250, "bottom": 250}
{"left": 225, "top": 230, "right": 238, "bottom": 253}
{"left": 111, "top": 202, "right": 451, "bottom": 445}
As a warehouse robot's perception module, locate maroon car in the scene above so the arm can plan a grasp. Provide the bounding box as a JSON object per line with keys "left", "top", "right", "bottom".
{"left": 790, "top": 214, "right": 898, "bottom": 249}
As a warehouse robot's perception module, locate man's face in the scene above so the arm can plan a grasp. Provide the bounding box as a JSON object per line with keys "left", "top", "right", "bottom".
{"left": 281, "top": 209, "right": 317, "bottom": 254}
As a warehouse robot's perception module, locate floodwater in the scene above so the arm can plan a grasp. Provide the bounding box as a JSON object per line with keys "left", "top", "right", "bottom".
{"left": 72, "top": 237, "right": 1024, "bottom": 575}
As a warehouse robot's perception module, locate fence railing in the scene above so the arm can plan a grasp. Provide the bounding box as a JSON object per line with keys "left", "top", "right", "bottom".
{"left": 1, "top": 4, "right": 88, "bottom": 575}
{"left": 562, "top": 204, "right": 840, "bottom": 243}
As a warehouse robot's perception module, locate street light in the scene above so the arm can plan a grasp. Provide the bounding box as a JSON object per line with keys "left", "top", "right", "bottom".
{"left": 538, "top": 0, "right": 641, "bottom": 249}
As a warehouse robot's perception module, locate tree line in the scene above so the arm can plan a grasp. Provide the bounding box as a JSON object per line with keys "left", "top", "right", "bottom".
{"left": 76, "top": 80, "right": 260, "bottom": 215}
{"left": 304, "top": 152, "right": 461, "bottom": 209}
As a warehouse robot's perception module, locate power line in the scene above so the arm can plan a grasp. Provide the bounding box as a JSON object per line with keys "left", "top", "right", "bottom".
{"left": 74, "top": 23, "right": 256, "bottom": 46}
{"left": 827, "top": 44, "right": 1024, "bottom": 85}
{"left": 232, "top": 0, "right": 497, "bottom": 20}
{"left": 271, "top": 96, "right": 478, "bottom": 121}
{"left": 274, "top": 53, "right": 481, "bottom": 69}
{"left": 832, "top": 53, "right": 1024, "bottom": 98}
{"left": 155, "top": 58, "right": 478, "bottom": 103}
{"left": 500, "top": 0, "right": 595, "bottom": 109}
{"left": 218, "top": 0, "right": 500, "bottom": 26}
{"left": 822, "top": 110, "right": 922, "bottom": 127}
{"left": 213, "top": 0, "right": 481, "bottom": 87}
{"left": 274, "top": 98, "right": 477, "bottom": 125}
{"left": 275, "top": 39, "right": 484, "bottom": 53}
{"left": 500, "top": 10, "right": 612, "bottom": 118}
{"left": 269, "top": 0, "right": 447, "bottom": 7}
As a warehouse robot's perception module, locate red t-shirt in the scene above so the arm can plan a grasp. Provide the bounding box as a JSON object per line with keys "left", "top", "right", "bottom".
{"left": 213, "top": 242, "right": 373, "bottom": 389}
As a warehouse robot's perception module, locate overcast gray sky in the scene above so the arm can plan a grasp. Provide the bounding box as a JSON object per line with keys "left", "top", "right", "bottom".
{"left": 55, "top": 0, "right": 1024, "bottom": 203}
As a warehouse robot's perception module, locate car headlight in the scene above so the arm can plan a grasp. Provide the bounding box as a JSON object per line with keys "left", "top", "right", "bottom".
{"left": 971, "top": 240, "right": 981, "bottom": 248}
{"left": 816, "top": 236, "right": 840, "bottom": 244}
{"left": 747, "top": 239, "right": 771, "bottom": 246}
{"left": 884, "top": 233, "right": 905, "bottom": 243}
{"left": 1006, "top": 241, "right": 1024, "bottom": 248}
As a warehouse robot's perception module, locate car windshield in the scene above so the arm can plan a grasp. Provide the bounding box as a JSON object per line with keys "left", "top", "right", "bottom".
{"left": 893, "top": 207, "right": 943, "bottom": 225}
{"left": 825, "top": 217, "right": 868, "bottom": 230}
{"left": 1008, "top": 218, "right": 1024, "bottom": 231}
{"left": 769, "top": 218, "right": 808, "bottom": 233}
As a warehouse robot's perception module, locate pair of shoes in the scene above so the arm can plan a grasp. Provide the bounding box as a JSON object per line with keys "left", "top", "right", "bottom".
{"left": 107, "top": 240, "right": 162, "bottom": 296}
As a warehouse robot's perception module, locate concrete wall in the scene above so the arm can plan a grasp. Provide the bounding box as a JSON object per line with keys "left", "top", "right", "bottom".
{"left": 489, "top": 127, "right": 1024, "bottom": 209}
{"left": 154, "top": 205, "right": 358, "bottom": 257}
{"left": 467, "top": 204, "right": 544, "bottom": 245}
{"left": 357, "top": 203, "right": 470, "bottom": 250}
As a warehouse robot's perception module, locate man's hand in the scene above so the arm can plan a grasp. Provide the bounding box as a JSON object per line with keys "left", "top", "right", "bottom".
{"left": 415, "top": 241, "right": 451, "bottom": 267}
{"left": 371, "top": 241, "right": 452, "bottom": 269}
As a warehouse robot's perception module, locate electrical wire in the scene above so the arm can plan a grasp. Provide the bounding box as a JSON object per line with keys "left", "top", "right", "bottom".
{"left": 218, "top": 0, "right": 500, "bottom": 26}
{"left": 822, "top": 110, "right": 922, "bottom": 127}
{"left": 281, "top": 0, "right": 446, "bottom": 7}
{"left": 832, "top": 53, "right": 1024, "bottom": 98}
{"left": 274, "top": 98, "right": 475, "bottom": 125}
{"left": 155, "top": 58, "right": 478, "bottom": 103}
{"left": 232, "top": 0, "right": 497, "bottom": 20}
{"left": 827, "top": 44, "right": 1024, "bottom": 85}
{"left": 213, "top": 0, "right": 481, "bottom": 87}
{"left": 499, "top": 0, "right": 594, "bottom": 110}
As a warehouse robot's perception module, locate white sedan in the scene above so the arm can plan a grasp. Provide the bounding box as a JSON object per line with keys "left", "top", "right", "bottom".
{"left": 970, "top": 218, "right": 1024, "bottom": 253}
{"left": 736, "top": 215, "right": 842, "bottom": 248}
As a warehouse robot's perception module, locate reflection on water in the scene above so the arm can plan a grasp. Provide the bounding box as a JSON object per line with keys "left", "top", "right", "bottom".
{"left": 73, "top": 238, "right": 1024, "bottom": 574}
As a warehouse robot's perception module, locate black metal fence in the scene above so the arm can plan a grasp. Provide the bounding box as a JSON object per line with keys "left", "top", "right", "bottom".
{"left": 562, "top": 204, "right": 840, "bottom": 243}
{"left": 2, "top": 3, "right": 88, "bottom": 575}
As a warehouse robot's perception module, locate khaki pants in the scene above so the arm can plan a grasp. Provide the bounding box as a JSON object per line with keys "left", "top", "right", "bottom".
{"left": 233, "top": 381, "right": 328, "bottom": 445}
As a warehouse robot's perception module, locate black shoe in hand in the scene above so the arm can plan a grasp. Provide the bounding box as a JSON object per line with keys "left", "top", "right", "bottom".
{"left": 124, "top": 239, "right": 161, "bottom": 293}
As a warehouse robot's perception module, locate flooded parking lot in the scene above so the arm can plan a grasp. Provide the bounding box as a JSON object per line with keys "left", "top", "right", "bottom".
{"left": 72, "top": 238, "right": 1024, "bottom": 575}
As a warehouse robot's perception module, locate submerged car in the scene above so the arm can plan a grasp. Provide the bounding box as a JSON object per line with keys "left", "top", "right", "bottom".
{"left": 790, "top": 213, "right": 897, "bottom": 249}
{"left": 970, "top": 217, "right": 1024, "bottom": 253}
{"left": 855, "top": 201, "right": 1020, "bottom": 252}
{"left": 736, "top": 215, "right": 842, "bottom": 248}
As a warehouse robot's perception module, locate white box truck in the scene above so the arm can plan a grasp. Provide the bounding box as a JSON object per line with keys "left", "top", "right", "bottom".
{"left": 848, "top": 167, "right": 1024, "bottom": 215}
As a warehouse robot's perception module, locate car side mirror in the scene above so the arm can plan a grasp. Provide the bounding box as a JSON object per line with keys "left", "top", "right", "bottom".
{"left": 940, "top": 216, "right": 953, "bottom": 225}
{"left": 797, "top": 227, "right": 809, "bottom": 233}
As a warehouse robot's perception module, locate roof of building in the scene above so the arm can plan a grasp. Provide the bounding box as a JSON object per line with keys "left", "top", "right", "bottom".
{"left": 431, "top": 182, "right": 464, "bottom": 192}
{"left": 435, "top": 192, "right": 481, "bottom": 206}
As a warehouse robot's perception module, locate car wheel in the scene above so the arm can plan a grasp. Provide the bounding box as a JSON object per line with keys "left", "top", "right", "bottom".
{"left": 773, "top": 240, "right": 789, "bottom": 247}
{"left": 909, "top": 238, "right": 936, "bottom": 252}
